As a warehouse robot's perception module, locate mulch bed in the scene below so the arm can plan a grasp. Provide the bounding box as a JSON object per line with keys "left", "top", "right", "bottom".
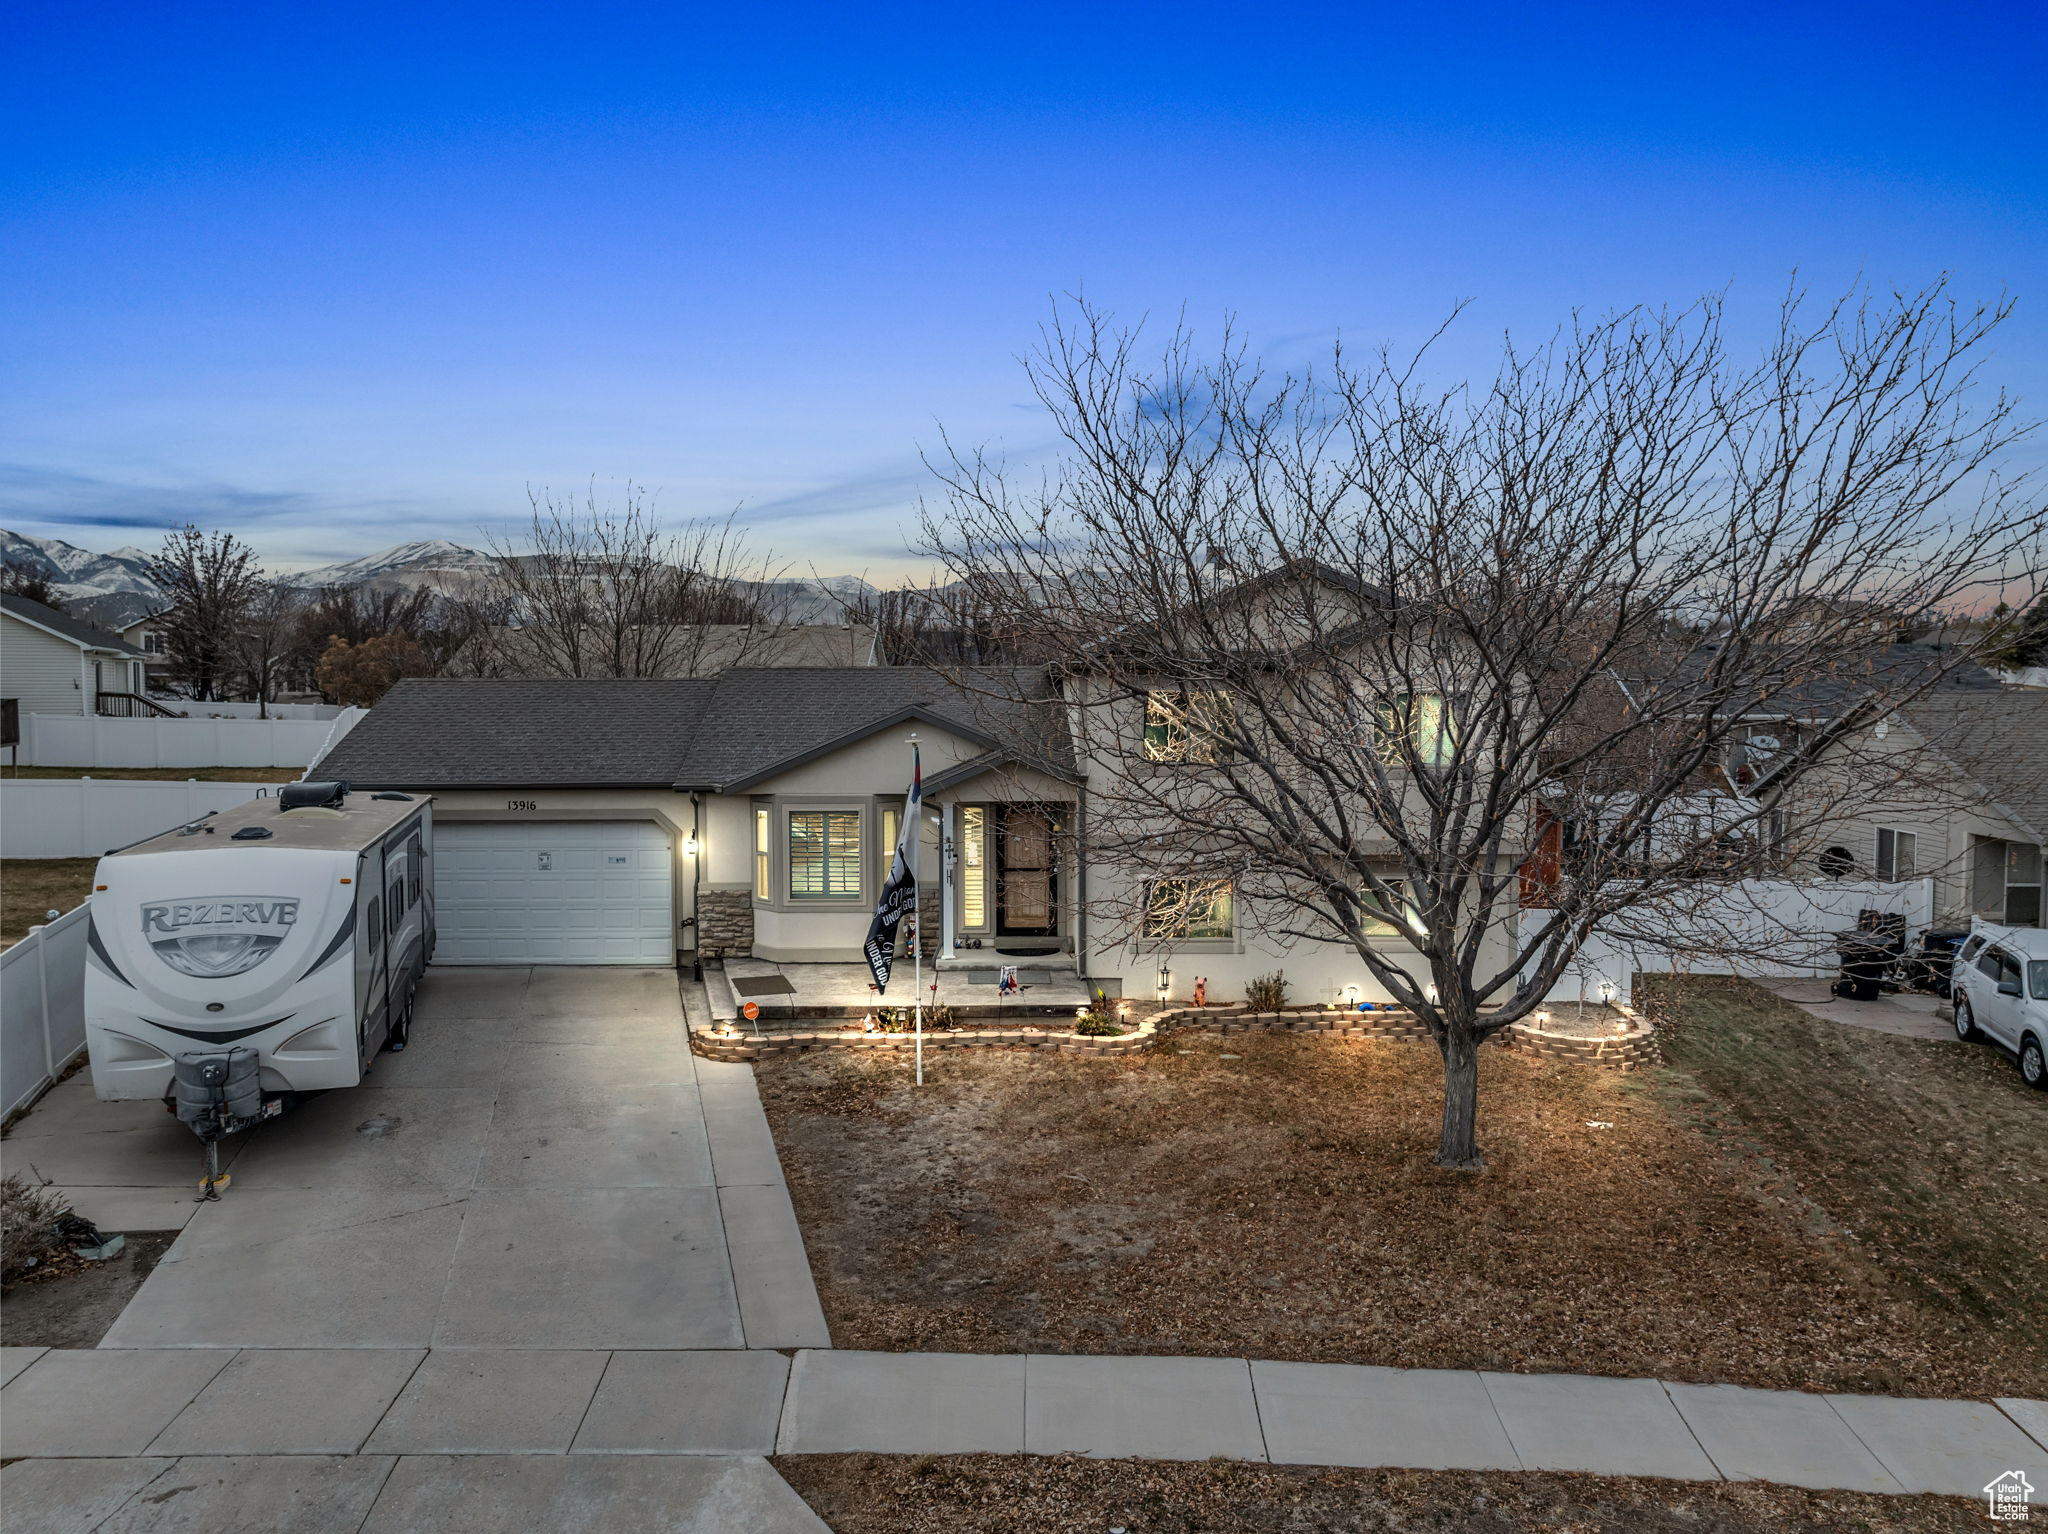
{"left": 774, "top": 1454, "right": 1990, "bottom": 1533}
{"left": 758, "top": 1010, "right": 2046, "bottom": 1397}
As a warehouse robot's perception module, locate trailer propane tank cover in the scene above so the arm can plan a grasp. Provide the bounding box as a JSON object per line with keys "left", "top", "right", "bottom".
{"left": 174, "top": 1048, "right": 261, "bottom": 1130}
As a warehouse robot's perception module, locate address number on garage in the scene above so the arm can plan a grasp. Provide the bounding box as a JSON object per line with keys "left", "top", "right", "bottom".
{"left": 507, "top": 799, "right": 538, "bottom": 811}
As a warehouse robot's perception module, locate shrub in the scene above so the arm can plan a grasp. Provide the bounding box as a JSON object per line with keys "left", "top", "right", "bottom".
{"left": 1244, "top": 971, "right": 1289, "bottom": 1011}
{"left": 1, "top": 1174, "right": 73, "bottom": 1282}
{"left": 1073, "top": 1011, "right": 1127, "bottom": 1036}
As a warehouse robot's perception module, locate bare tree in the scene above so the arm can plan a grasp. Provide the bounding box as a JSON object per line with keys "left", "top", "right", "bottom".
{"left": 923, "top": 286, "right": 2043, "bottom": 1169}
{"left": 315, "top": 631, "right": 437, "bottom": 707}
{"left": 144, "top": 527, "right": 266, "bottom": 701}
{"left": 468, "top": 483, "right": 789, "bottom": 678}
{"left": 2, "top": 559, "right": 69, "bottom": 611}
{"left": 230, "top": 579, "right": 310, "bottom": 715}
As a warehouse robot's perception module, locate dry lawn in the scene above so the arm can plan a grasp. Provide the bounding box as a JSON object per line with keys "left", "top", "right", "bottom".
{"left": 1, "top": 858, "right": 98, "bottom": 945}
{"left": 759, "top": 981, "right": 2047, "bottom": 1398}
{"left": 775, "top": 1454, "right": 1988, "bottom": 1534}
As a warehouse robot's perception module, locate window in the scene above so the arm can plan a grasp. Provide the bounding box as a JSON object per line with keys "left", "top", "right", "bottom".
{"left": 140, "top": 630, "right": 166, "bottom": 655}
{"left": 1144, "top": 878, "right": 1234, "bottom": 941}
{"left": 1977, "top": 945, "right": 2009, "bottom": 982}
{"left": 753, "top": 807, "right": 771, "bottom": 900}
{"left": 366, "top": 897, "right": 383, "bottom": 955}
{"left": 788, "top": 809, "right": 862, "bottom": 900}
{"left": 960, "top": 807, "right": 988, "bottom": 930}
{"left": 1875, "top": 828, "right": 1917, "bottom": 882}
{"left": 1974, "top": 837, "right": 2045, "bottom": 926}
{"left": 1143, "top": 690, "right": 1233, "bottom": 763}
{"left": 1375, "top": 692, "right": 1454, "bottom": 768}
{"left": 1360, "top": 880, "right": 1416, "bottom": 939}
{"left": 387, "top": 877, "right": 405, "bottom": 933}
{"left": 2006, "top": 841, "right": 2043, "bottom": 926}
{"left": 408, "top": 834, "right": 424, "bottom": 906}
{"left": 878, "top": 805, "right": 901, "bottom": 892}
{"left": 2029, "top": 960, "right": 2048, "bottom": 1002}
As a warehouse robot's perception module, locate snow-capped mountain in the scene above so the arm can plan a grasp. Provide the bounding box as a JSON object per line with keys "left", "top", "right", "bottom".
{"left": 0, "top": 530, "right": 163, "bottom": 604}
{"left": 281, "top": 539, "right": 500, "bottom": 590}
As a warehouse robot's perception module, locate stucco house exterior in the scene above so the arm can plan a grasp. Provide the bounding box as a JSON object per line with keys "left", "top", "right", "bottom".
{"left": 0, "top": 594, "right": 150, "bottom": 718}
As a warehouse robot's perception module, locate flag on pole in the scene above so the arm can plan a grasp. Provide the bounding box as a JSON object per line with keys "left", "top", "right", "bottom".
{"left": 862, "top": 745, "right": 921, "bottom": 993}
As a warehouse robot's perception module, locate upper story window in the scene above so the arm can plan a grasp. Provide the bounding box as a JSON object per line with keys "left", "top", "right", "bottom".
{"left": 788, "top": 809, "right": 862, "bottom": 900}
{"left": 1143, "top": 877, "right": 1234, "bottom": 941}
{"left": 1375, "top": 692, "right": 1455, "bottom": 768}
{"left": 1143, "top": 689, "right": 1233, "bottom": 763}
{"left": 140, "top": 630, "right": 166, "bottom": 655}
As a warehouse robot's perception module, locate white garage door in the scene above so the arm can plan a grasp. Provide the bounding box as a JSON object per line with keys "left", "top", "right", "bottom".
{"left": 434, "top": 821, "right": 676, "bottom": 965}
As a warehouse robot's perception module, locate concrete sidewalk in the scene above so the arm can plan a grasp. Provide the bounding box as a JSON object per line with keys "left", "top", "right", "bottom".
{"left": 4, "top": 1344, "right": 2042, "bottom": 1505}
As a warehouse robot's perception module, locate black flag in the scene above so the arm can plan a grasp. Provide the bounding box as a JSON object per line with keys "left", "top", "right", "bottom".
{"left": 862, "top": 745, "right": 921, "bottom": 993}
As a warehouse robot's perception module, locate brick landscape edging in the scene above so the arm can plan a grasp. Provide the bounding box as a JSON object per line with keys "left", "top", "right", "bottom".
{"left": 691, "top": 1004, "right": 1659, "bottom": 1068}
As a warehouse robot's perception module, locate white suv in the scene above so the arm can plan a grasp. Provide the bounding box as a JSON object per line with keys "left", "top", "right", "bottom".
{"left": 1952, "top": 923, "right": 2048, "bottom": 1089}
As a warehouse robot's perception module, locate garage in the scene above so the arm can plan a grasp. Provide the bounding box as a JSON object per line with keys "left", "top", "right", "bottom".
{"left": 434, "top": 820, "right": 677, "bottom": 965}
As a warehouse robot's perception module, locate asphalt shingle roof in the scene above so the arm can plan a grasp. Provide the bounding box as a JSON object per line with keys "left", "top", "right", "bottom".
{"left": 309, "top": 668, "right": 1074, "bottom": 791}
{"left": 1, "top": 594, "right": 144, "bottom": 656}
{"left": 311, "top": 678, "right": 717, "bottom": 787}
{"left": 1897, "top": 688, "right": 2048, "bottom": 843}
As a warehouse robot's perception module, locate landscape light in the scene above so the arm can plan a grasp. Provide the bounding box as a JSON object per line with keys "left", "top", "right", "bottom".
{"left": 1155, "top": 963, "right": 1172, "bottom": 1000}
{"left": 1535, "top": 1010, "right": 1551, "bottom": 1030}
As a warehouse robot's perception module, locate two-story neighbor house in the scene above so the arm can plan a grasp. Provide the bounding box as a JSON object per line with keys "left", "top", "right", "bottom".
{"left": 0, "top": 595, "right": 152, "bottom": 720}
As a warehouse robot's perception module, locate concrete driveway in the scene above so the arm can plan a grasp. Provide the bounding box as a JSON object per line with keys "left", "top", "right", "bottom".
{"left": 1, "top": 967, "right": 826, "bottom": 1352}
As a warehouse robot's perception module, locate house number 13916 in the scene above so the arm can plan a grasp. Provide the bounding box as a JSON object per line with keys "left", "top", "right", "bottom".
{"left": 507, "top": 799, "right": 538, "bottom": 811}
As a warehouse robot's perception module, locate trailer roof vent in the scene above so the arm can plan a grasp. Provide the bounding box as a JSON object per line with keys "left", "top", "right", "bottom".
{"left": 230, "top": 826, "right": 274, "bottom": 841}
{"left": 371, "top": 792, "right": 414, "bottom": 801}
{"left": 279, "top": 780, "right": 350, "bottom": 812}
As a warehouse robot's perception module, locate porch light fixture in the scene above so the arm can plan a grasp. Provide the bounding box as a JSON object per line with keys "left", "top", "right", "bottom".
{"left": 683, "top": 834, "right": 699, "bottom": 856}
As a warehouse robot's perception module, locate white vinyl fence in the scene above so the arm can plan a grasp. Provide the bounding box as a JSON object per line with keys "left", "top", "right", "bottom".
{"left": 1528, "top": 877, "right": 1936, "bottom": 1005}
{"left": 155, "top": 701, "right": 347, "bottom": 721}
{"left": 1, "top": 904, "right": 89, "bottom": 1120}
{"left": 13, "top": 708, "right": 363, "bottom": 770}
{"left": 0, "top": 779, "right": 279, "bottom": 858}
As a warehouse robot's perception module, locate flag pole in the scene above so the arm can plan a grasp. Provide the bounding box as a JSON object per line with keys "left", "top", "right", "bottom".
{"left": 910, "top": 735, "right": 924, "bottom": 1087}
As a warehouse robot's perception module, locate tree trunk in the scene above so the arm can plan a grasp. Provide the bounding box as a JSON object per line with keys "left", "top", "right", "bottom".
{"left": 1435, "top": 1024, "right": 1484, "bottom": 1170}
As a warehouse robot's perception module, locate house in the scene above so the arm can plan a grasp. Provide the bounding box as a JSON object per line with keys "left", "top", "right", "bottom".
{"left": 0, "top": 595, "right": 153, "bottom": 718}
{"left": 311, "top": 652, "right": 1501, "bottom": 1004}
{"left": 1803, "top": 686, "right": 2048, "bottom": 928}
{"left": 310, "top": 669, "right": 1084, "bottom": 972}
{"left": 115, "top": 608, "right": 176, "bottom": 691}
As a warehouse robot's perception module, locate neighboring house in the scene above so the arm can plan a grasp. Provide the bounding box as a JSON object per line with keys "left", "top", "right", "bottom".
{"left": 115, "top": 608, "right": 176, "bottom": 691}
{"left": 1804, "top": 687, "right": 2048, "bottom": 929}
{"left": 0, "top": 594, "right": 154, "bottom": 718}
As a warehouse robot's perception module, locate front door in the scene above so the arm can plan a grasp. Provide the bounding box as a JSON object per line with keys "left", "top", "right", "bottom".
{"left": 995, "top": 806, "right": 1058, "bottom": 936}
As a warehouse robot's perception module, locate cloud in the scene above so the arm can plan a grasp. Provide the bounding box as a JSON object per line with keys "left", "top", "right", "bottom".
{"left": 0, "top": 462, "right": 319, "bottom": 531}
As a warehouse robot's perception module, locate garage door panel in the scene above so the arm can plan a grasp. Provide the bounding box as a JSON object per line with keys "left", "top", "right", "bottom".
{"left": 434, "top": 821, "right": 676, "bottom": 966}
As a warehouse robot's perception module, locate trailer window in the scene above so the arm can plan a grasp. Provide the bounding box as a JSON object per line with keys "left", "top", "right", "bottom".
{"left": 408, "top": 834, "right": 424, "bottom": 905}
{"left": 367, "top": 897, "right": 383, "bottom": 954}
{"left": 388, "top": 876, "right": 406, "bottom": 931}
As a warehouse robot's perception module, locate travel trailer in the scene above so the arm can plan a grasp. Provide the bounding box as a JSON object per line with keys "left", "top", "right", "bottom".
{"left": 84, "top": 782, "right": 434, "bottom": 1110}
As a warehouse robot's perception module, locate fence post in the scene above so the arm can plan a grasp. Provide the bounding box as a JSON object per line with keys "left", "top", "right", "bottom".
{"left": 33, "top": 921, "right": 55, "bottom": 1082}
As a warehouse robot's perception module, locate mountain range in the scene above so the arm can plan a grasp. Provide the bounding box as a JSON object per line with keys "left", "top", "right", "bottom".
{"left": 1, "top": 529, "right": 878, "bottom": 628}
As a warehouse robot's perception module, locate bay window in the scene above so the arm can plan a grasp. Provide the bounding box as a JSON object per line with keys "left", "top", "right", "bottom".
{"left": 789, "top": 809, "right": 863, "bottom": 900}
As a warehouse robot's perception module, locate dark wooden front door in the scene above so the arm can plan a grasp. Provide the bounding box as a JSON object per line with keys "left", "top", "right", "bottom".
{"left": 995, "top": 806, "right": 1058, "bottom": 936}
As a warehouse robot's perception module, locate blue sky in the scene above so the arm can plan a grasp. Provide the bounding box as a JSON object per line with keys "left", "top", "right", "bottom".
{"left": 3, "top": 2, "right": 2043, "bottom": 578}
